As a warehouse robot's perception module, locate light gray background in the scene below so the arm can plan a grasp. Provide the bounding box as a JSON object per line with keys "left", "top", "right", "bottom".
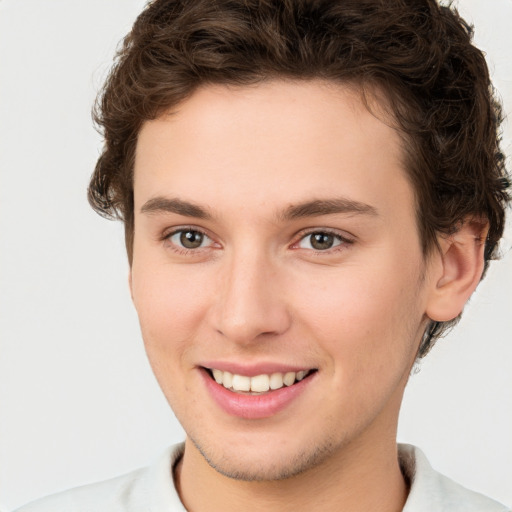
{"left": 0, "top": 1, "right": 510, "bottom": 510}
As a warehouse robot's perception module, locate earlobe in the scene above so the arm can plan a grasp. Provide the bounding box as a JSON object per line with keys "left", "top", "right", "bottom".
{"left": 426, "top": 219, "right": 488, "bottom": 322}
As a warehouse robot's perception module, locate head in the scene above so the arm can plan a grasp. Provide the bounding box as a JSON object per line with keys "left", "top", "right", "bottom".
{"left": 88, "top": 0, "right": 510, "bottom": 483}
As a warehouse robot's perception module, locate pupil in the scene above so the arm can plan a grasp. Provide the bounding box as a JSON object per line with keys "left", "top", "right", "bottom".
{"left": 180, "top": 230, "right": 203, "bottom": 249}
{"left": 311, "top": 233, "right": 334, "bottom": 250}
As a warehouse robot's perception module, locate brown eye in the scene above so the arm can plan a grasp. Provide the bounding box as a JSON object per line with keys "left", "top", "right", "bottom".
{"left": 169, "top": 229, "right": 210, "bottom": 249}
{"left": 181, "top": 230, "right": 203, "bottom": 248}
{"left": 310, "top": 233, "right": 334, "bottom": 250}
{"left": 298, "top": 232, "right": 343, "bottom": 251}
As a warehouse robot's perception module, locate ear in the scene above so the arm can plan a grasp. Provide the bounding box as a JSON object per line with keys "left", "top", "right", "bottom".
{"left": 426, "top": 218, "right": 488, "bottom": 322}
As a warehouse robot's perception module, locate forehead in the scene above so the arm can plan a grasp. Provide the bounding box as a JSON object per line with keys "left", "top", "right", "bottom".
{"left": 134, "top": 80, "right": 413, "bottom": 222}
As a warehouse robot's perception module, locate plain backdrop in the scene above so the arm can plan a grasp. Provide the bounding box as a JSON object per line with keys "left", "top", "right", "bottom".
{"left": 0, "top": 0, "right": 511, "bottom": 510}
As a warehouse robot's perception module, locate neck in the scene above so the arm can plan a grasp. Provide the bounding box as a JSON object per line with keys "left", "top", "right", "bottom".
{"left": 175, "top": 429, "right": 408, "bottom": 512}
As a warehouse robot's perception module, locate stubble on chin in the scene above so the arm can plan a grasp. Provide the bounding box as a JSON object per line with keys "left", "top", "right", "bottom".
{"left": 188, "top": 432, "right": 343, "bottom": 482}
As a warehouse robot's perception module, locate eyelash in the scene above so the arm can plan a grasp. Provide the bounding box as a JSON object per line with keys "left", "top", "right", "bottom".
{"left": 161, "top": 227, "right": 354, "bottom": 255}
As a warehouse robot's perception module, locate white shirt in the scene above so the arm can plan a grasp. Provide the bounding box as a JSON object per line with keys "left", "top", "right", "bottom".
{"left": 15, "top": 443, "right": 510, "bottom": 512}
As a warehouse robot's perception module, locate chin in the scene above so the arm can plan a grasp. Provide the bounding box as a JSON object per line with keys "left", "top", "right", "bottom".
{"left": 188, "top": 431, "right": 340, "bottom": 481}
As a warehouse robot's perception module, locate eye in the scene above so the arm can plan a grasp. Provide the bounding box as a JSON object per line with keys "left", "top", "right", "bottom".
{"left": 297, "top": 231, "right": 345, "bottom": 251}
{"left": 168, "top": 229, "right": 212, "bottom": 249}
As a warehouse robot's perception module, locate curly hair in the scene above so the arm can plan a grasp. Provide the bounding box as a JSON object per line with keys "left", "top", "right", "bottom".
{"left": 89, "top": 0, "right": 510, "bottom": 356}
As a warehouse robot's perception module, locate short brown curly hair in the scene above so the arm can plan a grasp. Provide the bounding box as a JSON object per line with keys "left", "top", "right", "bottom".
{"left": 89, "top": 0, "right": 510, "bottom": 356}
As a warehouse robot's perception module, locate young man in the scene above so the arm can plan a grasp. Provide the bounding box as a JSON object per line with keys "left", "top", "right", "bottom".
{"left": 15, "top": 0, "right": 510, "bottom": 511}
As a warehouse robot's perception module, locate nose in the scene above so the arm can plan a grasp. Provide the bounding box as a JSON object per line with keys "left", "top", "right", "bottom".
{"left": 211, "top": 249, "right": 292, "bottom": 344}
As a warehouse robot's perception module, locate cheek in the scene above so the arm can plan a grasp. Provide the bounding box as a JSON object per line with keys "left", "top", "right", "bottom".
{"left": 296, "top": 266, "right": 424, "bottom": 427}
{"left": 131, "top": 265, "right": 213, "bottom": 414}
{"left": 131, "top": 264, "right": 211, "bottom": 359}
{"left": 295, "top": 257, "right": 424, "bottom": 373}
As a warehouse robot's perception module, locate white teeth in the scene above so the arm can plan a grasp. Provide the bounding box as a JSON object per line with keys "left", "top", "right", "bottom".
{"left": 211, "top": 368, "right": 311, "bottom": 393}
{"left": 250, "top": 374, "right": 270, "bottom": 392}
{"left": 269, "top": 372, "right": 284, "bottom": 390}
{"left": 283, "top": 372, "right": 296, "bottom": 386}
{"left": 232, "top": 374, "right": 251, "bottom": 391}
{"left": 222, "top": 371, "right": 233, "bottom": 389}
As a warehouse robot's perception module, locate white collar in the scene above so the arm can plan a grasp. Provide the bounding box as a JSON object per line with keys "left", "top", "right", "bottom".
{"left": 146, "top": 443, "right": 509, "bottom": 512}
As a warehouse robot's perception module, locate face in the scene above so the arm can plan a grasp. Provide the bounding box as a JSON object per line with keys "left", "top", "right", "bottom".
{"left": 130, "top": 80, "right": 435, "bottom": 480}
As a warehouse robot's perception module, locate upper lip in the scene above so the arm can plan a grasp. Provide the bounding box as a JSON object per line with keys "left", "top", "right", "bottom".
{"left": 199, "top": 361, "right": 316, "bottom": 377}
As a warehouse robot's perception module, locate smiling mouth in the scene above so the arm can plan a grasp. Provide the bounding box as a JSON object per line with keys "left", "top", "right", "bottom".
{"left": 204, "top": 368, "right": 317, "bottom": 394}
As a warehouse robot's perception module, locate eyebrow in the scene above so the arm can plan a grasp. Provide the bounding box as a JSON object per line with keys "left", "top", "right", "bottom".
{"left": 140, "top": 197, "right": 212, "bottom": 219}
{"left": 140, "top": 196, "right": 378, "bottom": 221}
{"left": 280, "top": 198, "right": 378, "bottom": 220}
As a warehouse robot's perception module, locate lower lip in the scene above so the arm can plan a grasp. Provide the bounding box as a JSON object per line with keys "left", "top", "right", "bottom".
{"left": 200, "top": 368, "right": 315, "bottom": 419}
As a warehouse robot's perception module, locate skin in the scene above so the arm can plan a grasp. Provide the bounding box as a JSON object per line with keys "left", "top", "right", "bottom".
{"left": 130, "top": 80, "right": 485, "bottom": 512}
